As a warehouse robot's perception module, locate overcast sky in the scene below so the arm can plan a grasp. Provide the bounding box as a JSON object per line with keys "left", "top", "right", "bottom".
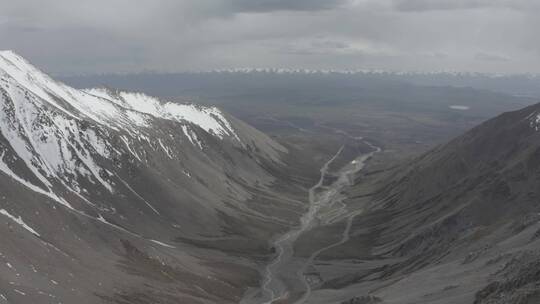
{"left": 1, "top": 0, "right": 539, "bottom": 75}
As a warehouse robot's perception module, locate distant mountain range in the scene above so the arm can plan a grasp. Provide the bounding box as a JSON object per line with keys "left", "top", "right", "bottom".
{"left": 60, "top": 69, "right": 540, "bottom": 99}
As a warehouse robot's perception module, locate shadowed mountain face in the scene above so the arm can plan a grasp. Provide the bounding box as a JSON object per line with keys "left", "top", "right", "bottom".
{"left": 299, "top": 103, "right": 540, "bottom": 304}
{"left": 0, "top": 51, "right": 324, "bottom": 304}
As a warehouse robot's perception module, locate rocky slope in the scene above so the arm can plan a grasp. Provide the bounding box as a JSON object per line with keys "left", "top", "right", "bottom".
{"left": 0, "top": 51, "right": 317, "bottom": 304}
{"left": 296, "top": 102, "right": 540, "bottom": 304}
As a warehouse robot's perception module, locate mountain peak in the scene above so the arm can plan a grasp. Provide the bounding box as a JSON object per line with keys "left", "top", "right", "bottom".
{"left": 0, "top": 50, "right": 37, "bottom": 76}
{"left": 0, "top": 49, "right": 22, "bottom": 58}
{"left": 0, "top": 52, "right": 240, "bottom": 140}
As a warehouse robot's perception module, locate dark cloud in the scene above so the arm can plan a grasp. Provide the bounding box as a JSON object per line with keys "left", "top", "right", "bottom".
{"left": 1, "top": 0, "right": 539, "bottom": 74}
{"left": 228, "top": 0, "right": 347, "bottom": 13}
{"left": 394, "top": 0, "right": 492, "bottom": 11}
{"left": 278, "top": 39, "right": 358, "bottom": 56}
{"left": 475, "top": 52, "right": 510, "bottom": 62}
{"left": 392, "top": 0, "right": 539, "bottom": 12}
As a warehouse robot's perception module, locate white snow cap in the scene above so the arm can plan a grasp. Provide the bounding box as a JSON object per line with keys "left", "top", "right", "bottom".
{"left": 529, "top": 111, "right": 540, "bottom": 131}
{"left": 0, "top": 50, "right": 237, "bottom": 139}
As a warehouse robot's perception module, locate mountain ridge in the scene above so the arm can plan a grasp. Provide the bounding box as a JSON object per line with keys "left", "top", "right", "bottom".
{"left": 297, "top": 101, "right": 540, "bottom": 304}
{"left": 0, "top": 51, "right": 315, "bottom": 304}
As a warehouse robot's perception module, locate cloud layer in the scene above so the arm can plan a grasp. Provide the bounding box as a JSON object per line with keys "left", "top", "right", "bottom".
{"left": 1, "top": 0, "right": 539, "bottom": 74}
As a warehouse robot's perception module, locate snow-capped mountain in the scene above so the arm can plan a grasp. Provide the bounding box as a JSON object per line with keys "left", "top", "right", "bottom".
{"left": 0, "top": 51, "right": 304, "bottom": 304}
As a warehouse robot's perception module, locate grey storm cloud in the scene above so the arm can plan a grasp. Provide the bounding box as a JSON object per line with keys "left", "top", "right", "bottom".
{"left": 392, "top": 0, "right": 540, "bottom": 11}
{"left": 228, "top": 0, "right": 348, "bottom": 12}
{"left": 475, "top": 52, "right": 511, "bottom": 62}
{"left": 1, "top": 0, "right": 540, "bottom": 74}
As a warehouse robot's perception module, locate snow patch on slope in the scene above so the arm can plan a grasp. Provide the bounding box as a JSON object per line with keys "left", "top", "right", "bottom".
{"left": 528, "top": 111, "right": 540, "bottom": 131}
{"left": 0, "top": 209, "right": 40, "bottom": 236}
{"left": 0, "top": 151, "right": 73, "bottom": 209}
{"left": 150, "top": 239, "right": 176, "bottom": 248}
{"left": 449, "top": 105, "right": 470, "bottom": 110}
{"left": 181, "top": 125, "right": 203, "bottom": 149}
